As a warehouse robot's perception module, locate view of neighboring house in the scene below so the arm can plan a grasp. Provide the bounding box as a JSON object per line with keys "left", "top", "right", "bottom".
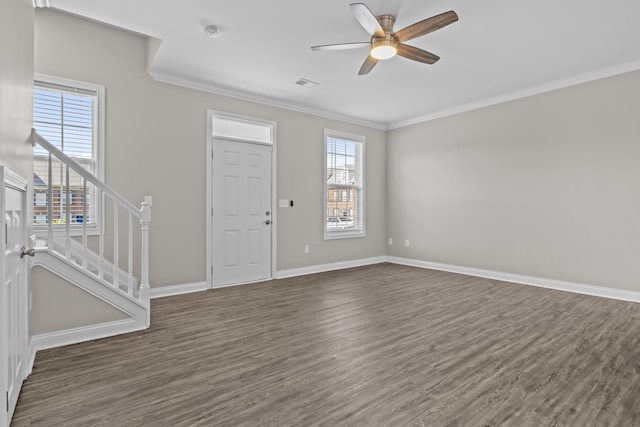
{"left": 32, "top": 156, "right": 96, "bottom": 226}
{"left": 326, "top": 165, "right": 357, "bottom": 223}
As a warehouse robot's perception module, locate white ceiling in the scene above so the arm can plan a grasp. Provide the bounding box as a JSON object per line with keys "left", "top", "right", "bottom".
{"left": 49, "top": 0, "right": 640, "bottom": 129}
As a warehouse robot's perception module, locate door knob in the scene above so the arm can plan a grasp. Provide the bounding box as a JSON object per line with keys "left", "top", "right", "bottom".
{"left": 264, "top": 220, "right": 271, "bottom": 225}
{"left": 20, "top": 247, "right": 35, "bottom": 258}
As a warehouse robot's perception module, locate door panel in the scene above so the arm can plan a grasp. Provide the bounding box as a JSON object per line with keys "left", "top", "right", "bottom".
{"left": 1, "top": 167, "right": 28, "bottom": 427}
{"left": 247, "top": 178, "right": 261, "bottom": 216}
{"left": 223, "top": 230, "right": 239, "bottom": 267}
{"left": 224, "top": 176, "right": 239, "bottom": 216}
{"left": 212, "top": 140, "right": 272, "bottom": 286}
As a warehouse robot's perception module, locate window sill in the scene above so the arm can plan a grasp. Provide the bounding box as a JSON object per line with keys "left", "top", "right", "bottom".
{"left": 324, "top": 230, "right": 366, "bottom": 240}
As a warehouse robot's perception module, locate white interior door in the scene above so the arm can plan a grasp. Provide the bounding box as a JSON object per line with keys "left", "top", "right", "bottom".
{"left": 212, "top": 139, "right": 272, "bottom": 286}
{"left": 1, "top": 166, "right": 29, "bottom": 427}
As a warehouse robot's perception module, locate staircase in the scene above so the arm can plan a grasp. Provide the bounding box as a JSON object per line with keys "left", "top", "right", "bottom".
{"left": 31, "top": 130, "right": 151, "bottom": 336}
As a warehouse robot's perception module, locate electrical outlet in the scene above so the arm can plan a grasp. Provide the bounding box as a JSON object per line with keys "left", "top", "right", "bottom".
{"left": 388, "top": 238, "right": 393, "bottom": 245}
{"left": 304, "top": 244, "right": 310, "bottom": 253}
{"left": 405, "top": 239, "right": 410, "bottom": 247}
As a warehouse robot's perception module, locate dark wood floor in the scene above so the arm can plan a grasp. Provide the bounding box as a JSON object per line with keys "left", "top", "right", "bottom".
{"left": 12, "top": 263, "right": 640, "bottom": 426}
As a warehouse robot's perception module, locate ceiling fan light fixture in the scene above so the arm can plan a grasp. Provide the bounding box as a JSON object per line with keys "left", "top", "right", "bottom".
{"left": 311, "top": 3, "right": 458, "bottom": 74}
{"left": 370, "top": 39, "right": 397, "bottom": 60}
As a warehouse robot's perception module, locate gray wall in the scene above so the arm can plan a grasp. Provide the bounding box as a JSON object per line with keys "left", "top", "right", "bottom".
{"left": 0, "top": 0, "right": 33, "bottom": 181}
{"left": 387, "top": 70, "right": 640, "bottom": 292}
{"left": 34, "top": 9, "right": 386, "bottom": 287}
{"left": 0, "top": 0, "right": 34, "bottom": 332}
{"left": 30, "top": 267, "right": 128, "bottom": 334}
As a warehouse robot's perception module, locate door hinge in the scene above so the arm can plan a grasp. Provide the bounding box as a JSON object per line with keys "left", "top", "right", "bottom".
{"left": 5, "top": 391, "right": 8, "bottom": 412}
{"left": 211, "top": 266, "right": 214, "bottom": 275}
{"left": 211, "top": 207, "right": 214, "bottom": 216}
{"left": 211, "top": 150, "right": 214, "bottom": 158}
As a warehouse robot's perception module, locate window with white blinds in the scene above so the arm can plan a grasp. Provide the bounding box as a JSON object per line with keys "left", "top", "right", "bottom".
{"left": 324, "top": 129, "right": 365, "bottom": 239}
{"left": 33, "top": 76, "right": 104, "bottom": 232}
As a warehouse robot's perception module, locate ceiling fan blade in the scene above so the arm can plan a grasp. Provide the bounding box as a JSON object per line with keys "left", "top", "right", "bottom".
{"left": 311, "top": 42, "right": 370, "bottom": 51}
{"left": 350, "top": 3, "right": 385, "bottom": 38}
{"left": 358, "top": 55, "right": 378, "bottom": 75}
{"left": 396, "top": 44, "right": 440, "bottom": 64}
{"left": 394, "top": 11, "right": 458, "bottom": 42}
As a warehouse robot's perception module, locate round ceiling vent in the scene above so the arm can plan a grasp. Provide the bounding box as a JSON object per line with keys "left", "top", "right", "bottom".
{"left": 203, "top": 25, "right": 219, "bottom": 38}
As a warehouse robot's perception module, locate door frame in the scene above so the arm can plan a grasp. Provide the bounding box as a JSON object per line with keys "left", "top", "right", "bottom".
{"left": 0, "top": 165, "right": 29, "bottom": 427}
{"left": 206, "top": 110, "right": 277, "bottom": 288}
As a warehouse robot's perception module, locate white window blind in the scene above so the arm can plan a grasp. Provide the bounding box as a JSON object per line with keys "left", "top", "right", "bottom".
{"left": 33, "top": 78, "right": 102, "bottom": 230}
{"left": 324, "top": 129, "right": 365, "bottom": 239}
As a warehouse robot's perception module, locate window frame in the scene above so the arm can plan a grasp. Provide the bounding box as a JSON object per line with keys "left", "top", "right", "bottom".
{"left": 33, "top": 74, "right": 105, "bottom": 236}
{"left": 324, "top": 129, "right": 366, "bottom": 240}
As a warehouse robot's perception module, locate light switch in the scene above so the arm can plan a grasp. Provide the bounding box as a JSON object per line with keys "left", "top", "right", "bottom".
{"left": 279, "top": 199, "right": 289, "bottom": 208}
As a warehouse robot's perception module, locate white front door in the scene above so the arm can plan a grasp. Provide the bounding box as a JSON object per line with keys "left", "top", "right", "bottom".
{"left": 0, "top": 166, "right": 29, "bottom": 427}
{"left": 212, "top": 139, "right": 272, "bottom": 286}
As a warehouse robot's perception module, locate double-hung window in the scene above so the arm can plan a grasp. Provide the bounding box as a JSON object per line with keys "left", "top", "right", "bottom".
{"left": 33, "top": 75, "right": 104, "bottom": 233}
{"left": 324, "top": 129, "right": 365, "bottom": 239}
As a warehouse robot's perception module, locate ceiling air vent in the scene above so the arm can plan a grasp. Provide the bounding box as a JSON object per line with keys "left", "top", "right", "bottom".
{"left": 295, "top": 78, "right": 319, "bottom": 88}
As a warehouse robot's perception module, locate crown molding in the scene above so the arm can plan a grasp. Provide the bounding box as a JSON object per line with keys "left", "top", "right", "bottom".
{"left": 147, "top": 69, "right": 388, "bottom": 131}
{"left": 387, "top": 58, "right": 640, "bottom": 130}
{"left": 149, "top": 58, "right": 640, "bottom": 133}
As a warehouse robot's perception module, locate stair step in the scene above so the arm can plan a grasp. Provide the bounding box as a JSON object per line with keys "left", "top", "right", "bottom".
{"left": 37, "top": 237, "right": 139, "bottom": 299}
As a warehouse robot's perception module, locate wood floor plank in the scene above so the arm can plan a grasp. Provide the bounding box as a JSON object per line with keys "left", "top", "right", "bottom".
{"left": 11, "top": 263, "right": 640, "bottom": 426}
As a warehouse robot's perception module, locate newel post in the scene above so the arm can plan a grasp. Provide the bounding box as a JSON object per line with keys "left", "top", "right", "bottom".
{"left": 139, "top": 200, "right": 152, "bottom": 327}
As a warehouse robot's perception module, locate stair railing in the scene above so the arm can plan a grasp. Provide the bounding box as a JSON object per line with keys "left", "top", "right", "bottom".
{"left": 31, "top": 129, "right": 150, "bottom": 325}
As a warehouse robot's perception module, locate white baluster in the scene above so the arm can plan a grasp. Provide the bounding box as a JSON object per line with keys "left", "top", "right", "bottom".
{"left": 65, "top": 165, "right": 71, "bottom": 260}
{"left": 47, "top": 153, "right": 53, "bottom": 249}
{"left": 128, "top": 212, "right": 133, "bottom": 297}
{"left": 82, "top": 178, "right": 88, "bottom": 269}
{"left": 139, "top": 200, "right": 151, "bottom": 327}
{"left": 113, "top": 202, "right": 119, "bottom": 288}
{"left": 99, "top": 189, "right": 104, "bottom": 281}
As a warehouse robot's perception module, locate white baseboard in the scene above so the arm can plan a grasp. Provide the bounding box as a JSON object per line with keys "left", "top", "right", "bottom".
{"left": 276, "top": 256, "right": 387, "bottom": 279}
{"left": 211, "top": 278, "right": 274, "bottom": 289}
{"left": 150, "top": 281, "right": 208, "bottom": 299}
{"left": 27, "top": 342, "right": 36, "bottom": 376}
{"left": 31, "top": 317, "right": 146, "bottom": 352}
{"left": 386, "top": 256, "right": 640, "bottom": 304}
{"left": 148, "top": 257, "right": 388, "bottom": 296}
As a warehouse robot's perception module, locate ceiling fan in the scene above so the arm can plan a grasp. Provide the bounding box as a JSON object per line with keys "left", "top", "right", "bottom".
{"left": 311, "top": 3, "right": 458, "bottom": 75}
